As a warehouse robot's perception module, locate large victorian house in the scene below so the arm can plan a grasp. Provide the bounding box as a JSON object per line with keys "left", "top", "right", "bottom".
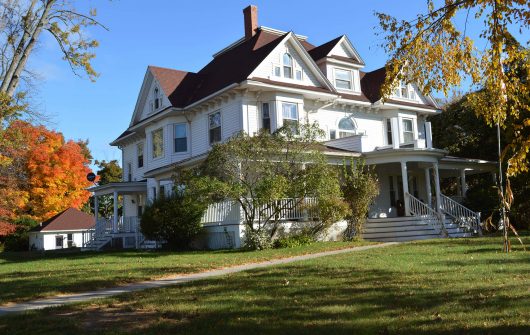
{"left": 85, "top": 5, "right": 495, "bottom": 250}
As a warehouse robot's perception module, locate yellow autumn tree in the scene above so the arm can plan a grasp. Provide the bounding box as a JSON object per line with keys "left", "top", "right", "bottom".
{"left": 376, "top": 0, "right": 529, "bottom": 251}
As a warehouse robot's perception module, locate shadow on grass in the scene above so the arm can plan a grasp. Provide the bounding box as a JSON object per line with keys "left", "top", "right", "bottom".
{"left": 1, "top": 253, "right": 528, "bottom": 335}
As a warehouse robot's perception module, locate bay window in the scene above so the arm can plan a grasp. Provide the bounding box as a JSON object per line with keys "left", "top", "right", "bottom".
{"left": 174, "top": 123, "right": 187, "bottom": 153}
{"left": 151, "top": 128, "right": 164, "bottom": 159}
{"left": 282, "top": 102, "right": 298, "bottom": 133}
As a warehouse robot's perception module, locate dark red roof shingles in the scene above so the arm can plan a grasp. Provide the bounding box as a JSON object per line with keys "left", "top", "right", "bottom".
{"left": 32, "top": 208, "right": 95, "bottom": 232}
{"left": 114, "top": 30, "right": 437, "bottom": 143}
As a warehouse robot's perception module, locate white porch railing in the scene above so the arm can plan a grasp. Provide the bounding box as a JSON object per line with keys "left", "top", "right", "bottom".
{"left": 440, "top": 194, "right": 481, "bottom": 233}
{"left": 201, "top": 198, "right": 319, "bottom": 225}
{"left": 405, "top": 192, "right": 445, "bottom": 235}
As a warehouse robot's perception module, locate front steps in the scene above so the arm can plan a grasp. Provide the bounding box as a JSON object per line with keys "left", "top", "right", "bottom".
{"left": 363, "top": 216, "right": 474, "bottom": 242}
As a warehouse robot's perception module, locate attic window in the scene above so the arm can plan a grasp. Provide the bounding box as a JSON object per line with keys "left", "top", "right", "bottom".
{"left": 283, "top": 53, "right": 293, "bottom": 79}
{"left": 154, "top": 87, "right": 160, "bottom": 109}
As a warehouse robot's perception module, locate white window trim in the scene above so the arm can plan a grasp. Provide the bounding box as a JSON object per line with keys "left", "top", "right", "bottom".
{"left": 401, "top": 118, "right": 415, "bottom": 144}
{"left": 393, "top": 81, "right": 418, "bottom": 102}
{"left": 136, "top": 141, "right": 144, "bottom": 168}
{"left": 208, "top": 110, "right": 222, "bottom": 146}
{"left": 336, "top": 117, "right": 358, "bottom": 138}
{"left": 173, "top": 123, "right": 189, "bottom": 154}
{"left": 333, "top": 67, "right": 354, "bottom": 91}
{"left": 151, "top": 127, "right": 165, "bottom": 160}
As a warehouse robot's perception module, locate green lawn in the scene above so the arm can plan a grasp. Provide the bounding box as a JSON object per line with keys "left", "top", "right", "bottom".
{"left": 0, "top": 241, "right": 370, "bottom": 304}
{"left": 1, "top": 235, "right": 528, "bottom": 335}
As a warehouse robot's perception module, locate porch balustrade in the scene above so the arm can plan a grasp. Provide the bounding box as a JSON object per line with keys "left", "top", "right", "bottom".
{"left": 405, "top": 192, "right": 445, "bottom": 235}
{"left": 440, "top": 194, "right": 481, "bottom": 233}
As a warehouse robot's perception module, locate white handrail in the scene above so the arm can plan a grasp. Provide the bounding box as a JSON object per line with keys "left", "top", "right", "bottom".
{"left": 405, "top": 192, "right": 445, "bottom": 235}
{"left": 440, "top": 194, "right": 481, "bottom": 233}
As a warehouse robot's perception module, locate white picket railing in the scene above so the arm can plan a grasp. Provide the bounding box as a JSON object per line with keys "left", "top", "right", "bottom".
{"left": 201, "top": 198, "right": 319, "bottom": 225}
{"left": 440, "top": 194, "right": 481, "bottom": 233}
{"left": 405, "top": 192, "right": 445, "bottom": 235}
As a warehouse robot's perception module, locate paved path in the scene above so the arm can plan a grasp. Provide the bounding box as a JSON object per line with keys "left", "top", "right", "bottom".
{"left": 0, "top": 242, "right": 397, "bottom": 316}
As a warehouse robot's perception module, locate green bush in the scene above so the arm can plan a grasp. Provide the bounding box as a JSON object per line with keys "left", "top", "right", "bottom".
{"left": 273, "top": 234, "right": 314, "bottom": 249}
{"left": 140, "top": 192, "right": 207, "bottom": 250}
{"left": 4, "top": 217, "right": 38, "bottom": 252}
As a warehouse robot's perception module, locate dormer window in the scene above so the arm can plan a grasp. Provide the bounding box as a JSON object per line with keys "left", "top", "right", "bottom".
{"left": 338, "top": 117, "right": 356, "bottom": 138}
{"left": 334, "top": 68, "right": 352, "bottom": 90}
{"left": 283, "top": 53, "right": 293, "bottom": 79}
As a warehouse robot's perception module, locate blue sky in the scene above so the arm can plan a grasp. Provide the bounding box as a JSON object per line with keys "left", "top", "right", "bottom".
{"left": 26, "top": 0, "right": 527, "bottom": 169}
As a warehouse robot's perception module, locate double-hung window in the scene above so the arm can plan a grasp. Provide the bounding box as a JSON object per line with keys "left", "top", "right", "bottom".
{"left": 402, "top": 118, "right": 414, "bottom": 143}
{"left": 137, "top": 142, "right": 144, "bottom": 168}
{"left": 262, "top": 103, "right": 271, "bottom": 133}
{"left": 151, "top": 128, "right": 164, "bottom": 159}
{"left": 335, "top": 68, "right": 352, "bottom": 90}
{"left": 174, "top": 124, "right": 187, "bottom": 153}
{"left": 209, "top": 111, "right": 222, "bottom": 144}
{"left": 400, "top": 82, "right": 409, "bottom": 99}
{"left": 282, "top": 103, "right": 298, "bottom": 133}
{"left": 386, "top": 119, "right": 393, "bottom": 145}
{"left": 283, "top": 53, "right": 293, "bottom": 79}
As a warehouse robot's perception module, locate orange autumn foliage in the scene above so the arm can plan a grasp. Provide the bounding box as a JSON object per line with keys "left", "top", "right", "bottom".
{"left": 0, "top": 121, "right": 92, "bottom": 222}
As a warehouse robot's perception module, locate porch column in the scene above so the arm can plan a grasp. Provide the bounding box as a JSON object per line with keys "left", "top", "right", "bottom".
{"left": 433, "top": 163, "right": 442, "bottom": 213}
{"left": 424, "top": 168, "right": 432, "bottom": 207}
{"left": 94, "top": 195, "right": 99, "bottom": 222}
{"left": 460, "top": 169, "right": 468, "bottom": 197}
{"left": 401, "top": 161, "right": 410, "bottom": 215}
{"left": 113, "top": 191, "right": 118, "bottom": 233}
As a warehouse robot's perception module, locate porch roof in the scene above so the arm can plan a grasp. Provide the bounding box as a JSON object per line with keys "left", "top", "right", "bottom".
{"left": 363, "top": 148, "right": 447, "bottom": 165}
{"left": 89, "top": 181, "right": 147, "bottom": 196}
{"left": 439, "top": 156, "right": 497, "bottom": 173}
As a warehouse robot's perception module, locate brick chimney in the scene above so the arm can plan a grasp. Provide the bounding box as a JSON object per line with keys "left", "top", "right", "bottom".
{"left": 243, "top": 5, "right": 258, "bottom": 39}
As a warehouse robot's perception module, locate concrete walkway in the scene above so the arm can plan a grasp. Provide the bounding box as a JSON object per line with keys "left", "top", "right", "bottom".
{"left": 0, "top": 242, "right": 397, "bottom": 316}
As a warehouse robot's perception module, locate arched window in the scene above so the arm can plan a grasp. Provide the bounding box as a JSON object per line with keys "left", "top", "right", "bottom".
{"left": 283, "top": 53, "right": 293, "bottom": 78}
{"left": 338, "top": 117, "right": 356, "bottom": 138}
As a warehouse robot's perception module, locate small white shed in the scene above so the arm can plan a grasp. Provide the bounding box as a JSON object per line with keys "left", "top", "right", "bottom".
{"left": 29, "top": 208, "right": 95, "bottom": 251}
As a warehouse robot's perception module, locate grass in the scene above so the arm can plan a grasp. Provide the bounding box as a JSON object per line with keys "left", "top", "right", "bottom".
{"left": 0, "top": 235, "right": 528, "bottom": 335}
{"left": 0, "top": 241, "right": 370, "bottom": 304}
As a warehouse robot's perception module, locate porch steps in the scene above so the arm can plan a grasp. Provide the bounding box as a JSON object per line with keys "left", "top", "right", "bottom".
{"left": 81, "top": 235, "right": 111, "bottom": 251}
{"left": 363, "top": 216, "right": 473, "bottom": 242}
{"left": 363, "top": 217, "right": 438, "bottom": 242}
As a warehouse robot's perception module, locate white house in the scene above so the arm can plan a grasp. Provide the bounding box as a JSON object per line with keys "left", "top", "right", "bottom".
{"left": 29, "top": 208, "right": 95, "bottom": 251}
{"left": 86, "top": 5, "right": 495, "bottom": 250}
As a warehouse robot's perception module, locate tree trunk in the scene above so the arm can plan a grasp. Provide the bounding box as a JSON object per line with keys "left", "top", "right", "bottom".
{"left": 5, "top": 1, "right": 55, "bottom": 97}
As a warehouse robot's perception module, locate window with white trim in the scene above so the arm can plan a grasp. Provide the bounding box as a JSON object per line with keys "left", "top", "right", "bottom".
{"left": 338, "top": 117, "right": 356, "bottom": 138}
{"left": 386, "top": 119, "right": 393, "bottom": 145}
{"left": 402, "top": 118, "right": 414, "bottom": 143}
{"left": 262, "top": 103, "right": 271, "bottom": 133}
{"left": 137, "top": 142, "right": 144, "bottom": 168}
{"left": 400, "top": 82, "right": 409, "bottom": 99}
{"left": 174, "top": 123, "right": 187, "bottom": 153}
{"left": 334, "top": 68, "right": 352, "bottom": 90}
{"left": 151, "top": 128, "right": 164, "bottom": 159}
{"left": 209, "top": 111, "right": 222, "bottom": 144}
{"left": 283, "top": 53, "right": 293, "bottom": 79}
{"left": 281, "top": 102, "right": 298, "bottom": 133}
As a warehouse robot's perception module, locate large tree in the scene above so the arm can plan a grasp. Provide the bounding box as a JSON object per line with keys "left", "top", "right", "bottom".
{"left": 376, "top": 0, "right": 529, "bottom": 251}
{"left": 0, "top": 120, "right": 92, "bottom": 222}
{"left": 0, "top": 0, "right": 106, "bottom": 122}
{"left": 185, "top": 125, "right": 348, "bottom": 250}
